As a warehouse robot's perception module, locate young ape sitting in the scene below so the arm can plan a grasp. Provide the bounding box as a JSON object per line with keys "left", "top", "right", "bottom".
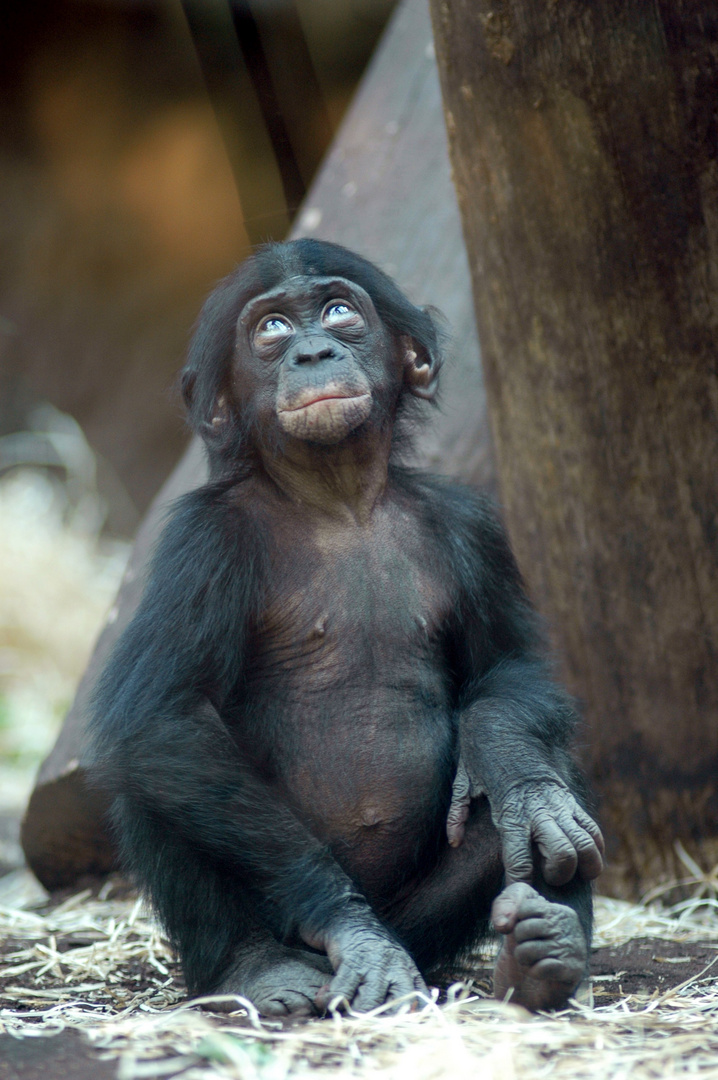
{"left": 89, "top": 239, "right": 603, "bottom": 1016}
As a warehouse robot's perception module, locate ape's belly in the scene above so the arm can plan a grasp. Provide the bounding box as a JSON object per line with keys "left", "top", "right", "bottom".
{"left": 266, "top": 690, "right": 455, "bottom": 902}
{"left": 240, "top": 552, "right": 457, "bottom": 901}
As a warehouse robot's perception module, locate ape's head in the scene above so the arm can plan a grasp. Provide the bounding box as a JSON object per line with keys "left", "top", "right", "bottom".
{"left": 181, "top": 240, "right": 443, "bottom": 470}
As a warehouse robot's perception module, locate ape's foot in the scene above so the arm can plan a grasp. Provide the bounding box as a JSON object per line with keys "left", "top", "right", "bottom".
{"left": 491, "top": 882, "right": 587, "bottom": 1011}
{"left": 210, "top": 942, "right": 333, "bottom": 1017}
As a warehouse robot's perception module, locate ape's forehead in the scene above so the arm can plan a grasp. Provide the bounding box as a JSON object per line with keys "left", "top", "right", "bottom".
{"left": 237, "top": 275, "right": 375, "bottom": 327}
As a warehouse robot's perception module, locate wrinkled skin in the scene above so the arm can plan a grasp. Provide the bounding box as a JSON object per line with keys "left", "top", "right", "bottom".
{"left": 447, "top": 768, "right": 604, "bottom": 885}
{"left": 212, "top": 926, "right": 425, "bottom": 1018}
{"left": 492, "top": 883, "right": 588, "bottom": 1010}
{"left": 447, "top": 766, "right": 602, "bottom": 1007}
{"left": 310, "top": 907, "right": 428, "bottom": 1013}
{"left": 212, "top": 941, "right": 333, "bottom": 1017}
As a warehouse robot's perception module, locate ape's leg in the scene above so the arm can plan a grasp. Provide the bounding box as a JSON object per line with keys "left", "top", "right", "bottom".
{"left": 379, "top": 798, "right": 591, "bottom": 1009}
{"left": 379, "top": 798, "right": 503, "bottom": 975}
{"left": 116, "top": 804, "right": 331, "bottom": 1017}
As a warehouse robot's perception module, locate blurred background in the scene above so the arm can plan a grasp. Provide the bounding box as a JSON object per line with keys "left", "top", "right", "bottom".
{"left": 0, "top": 0, "right": 397, "bottom": 871}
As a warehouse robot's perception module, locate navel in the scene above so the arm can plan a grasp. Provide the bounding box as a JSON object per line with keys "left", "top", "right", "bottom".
{"left": 361, "top": 807, "right": 385, "bottom": 828}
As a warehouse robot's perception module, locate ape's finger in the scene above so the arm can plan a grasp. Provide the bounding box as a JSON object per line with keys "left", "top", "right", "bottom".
{"left": 352, "top": 973, "right": 390, "bottom": 1012}
{"left": 262, "top": 991, "right": 317, "bottom": 1017}
{"left": 501, "top": 825, "right": 534, "bottom": 884}
{"left": 315, "top": 963, "right": 362, "bottom": 1012}
{"left": 530, "top": 957, "right": 583, "bottom": 984}
{"left": 446, "top": 760, "right": 472, "bottom": 846}
{"left": 572, "top": 807, "right": 606, "bottom": 872}
{"left": 556, "top": 817, "right": 604, "bottom": 880}
{"left": 532, "top": 816, "right": 579, "bottom": 886}
{"left": 452, "top": 760, "right": 471, "bottom": 799}
{"left": 513, "top": 936, "right": 558, "bottom": 968}
{"left": 378, "top": 975, "right": 429, "bottom": 1014}
{"left": 512, "top": 916, "right": 552, "bottom": 943}
{"left": 572, "top": 805, "right": 605, "bottom": 849}
{"left": 542, "top": 799, "right": 603, "bottom": 878}
{"left": 446, "top": 800, "right": 469, "bottom": 847}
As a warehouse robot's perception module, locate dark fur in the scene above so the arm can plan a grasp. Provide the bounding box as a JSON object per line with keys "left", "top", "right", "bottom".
{"left": 89, "top": 240, "right": 593, "bottom": 1000}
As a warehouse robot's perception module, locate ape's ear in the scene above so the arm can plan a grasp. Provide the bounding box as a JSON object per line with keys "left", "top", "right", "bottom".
{"left": 180, "top": 369, "right": 196, "bottom": 410}
{"left": 209, "top": 394, "right": 229, "bottom": 431}
{"left": 181, "top": 368, "right": 228, "bottom": 435}
{"left": 401, "top": 334, "right": 440, "bottom": 401}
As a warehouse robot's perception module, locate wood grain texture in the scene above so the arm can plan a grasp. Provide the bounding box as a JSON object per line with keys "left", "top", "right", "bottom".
{"left": 430, "top": 0, "right": 718, "bottom": 889}
{"left": 22, "top": 0, "right": 492, "bottom": 889}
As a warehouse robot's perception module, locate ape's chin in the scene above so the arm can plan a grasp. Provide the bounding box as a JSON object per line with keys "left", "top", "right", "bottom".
{"left": 277, "top": 393, "right": 372, "bottom": 444}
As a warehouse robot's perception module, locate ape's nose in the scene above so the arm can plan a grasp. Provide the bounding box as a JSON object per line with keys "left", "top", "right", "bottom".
{"left": 289, "top": 336, "right": 338, "bottom": 366}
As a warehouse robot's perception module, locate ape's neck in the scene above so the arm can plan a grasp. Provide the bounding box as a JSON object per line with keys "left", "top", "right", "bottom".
{"left": 259, "top": 433, "right": 391, "bottom": 525}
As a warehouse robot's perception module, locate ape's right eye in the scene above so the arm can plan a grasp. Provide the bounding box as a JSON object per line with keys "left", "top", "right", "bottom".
{"left": 254, "top": 315, "right": 294, "bottom": 347}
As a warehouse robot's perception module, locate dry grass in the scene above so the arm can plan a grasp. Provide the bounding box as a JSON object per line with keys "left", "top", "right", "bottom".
{"left": 0, "top": 460, "right": 129, "bottom": 817}
{"left": 2, "top": 870, "right": 718, "bottom": 1080}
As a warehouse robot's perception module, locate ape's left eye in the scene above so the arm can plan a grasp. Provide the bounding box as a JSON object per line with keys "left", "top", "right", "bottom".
{"left": 322, "top": 301, "right": 363, "bottom": 329}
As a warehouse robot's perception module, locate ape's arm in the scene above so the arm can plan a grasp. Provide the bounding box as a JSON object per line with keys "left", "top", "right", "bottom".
{"left": 435, "top": 485, "right": 604, "bottom": 888}
{"left": 89, "top": 485, "right": 422, "bottom": 995}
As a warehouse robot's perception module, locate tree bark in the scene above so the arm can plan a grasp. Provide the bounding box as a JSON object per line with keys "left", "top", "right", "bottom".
{"left": 430, "top": 0, "right": 718, "bottom": 891}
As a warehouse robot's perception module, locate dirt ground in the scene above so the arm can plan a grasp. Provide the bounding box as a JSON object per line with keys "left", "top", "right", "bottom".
{"left": 1, "top": 931, "right": 715, "bottom": 1079}
{"left": 590, "top": 936, "right": 718, "bottom": 1003}
{"left": 0, "top": 1029, "right": 114, "bottom": 1080}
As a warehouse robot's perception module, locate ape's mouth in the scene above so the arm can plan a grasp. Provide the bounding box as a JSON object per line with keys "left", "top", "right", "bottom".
{"left": 278, "top": 385, "right": 370, "bottom": 412}
{"left": 276, "top": 390, "right": 373, "bottom": 444}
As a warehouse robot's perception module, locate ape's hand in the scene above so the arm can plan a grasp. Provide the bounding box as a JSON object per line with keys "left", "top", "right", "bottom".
{"left": 445, "top": 758, "right": 484, "bottom": 847}
{"left": 447, "top": 766, "right": 604, "bottom": 886}
{"left": 314, "top": 911, "right": 427, "bottom": 1013}
{"left": 493, "top": 780, "right": 604, "bottom": 886}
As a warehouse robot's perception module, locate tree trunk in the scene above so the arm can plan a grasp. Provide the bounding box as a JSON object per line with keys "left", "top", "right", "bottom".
{"left": 430, "top": 0, "right": 718, "bottom": 892}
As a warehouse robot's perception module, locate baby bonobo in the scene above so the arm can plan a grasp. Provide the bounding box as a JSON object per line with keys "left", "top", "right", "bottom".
{"left": 89, "top": 239, "right": 603, "bottom": 1016}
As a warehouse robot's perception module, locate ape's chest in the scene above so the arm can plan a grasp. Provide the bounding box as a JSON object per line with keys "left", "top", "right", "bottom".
{"left": 251, "top": 528, "right": 452, "bottom": 686}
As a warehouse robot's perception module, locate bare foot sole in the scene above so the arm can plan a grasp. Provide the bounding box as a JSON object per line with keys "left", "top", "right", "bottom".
{"left": 491, "top": 882, "right": 587, "bottom": 1011}
{"left": 208, "top": 943, "right": 333, "bottom": 1017}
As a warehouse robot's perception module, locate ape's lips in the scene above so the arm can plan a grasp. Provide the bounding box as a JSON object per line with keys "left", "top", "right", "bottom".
{"left": 276, "top": 384, "right": 373, "bottom": 443}
{"left": 278, "top": 386, "right": 370, "bottom": 412}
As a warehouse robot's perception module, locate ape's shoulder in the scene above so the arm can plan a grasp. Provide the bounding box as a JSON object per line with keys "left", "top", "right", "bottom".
{"left": 390, "top": 468, "right": 508, "bottom": 551}
{"left": 390, "top": 467, "right": 530, "bottom": 622}
{"left": 139, "top": 479, "right": 269, "bottom": 624}
{"left": 97, "top": 479, "right": 267, "bottom": 702}
{"left": 157, "top": 480, "right": 265, "bottom": 565}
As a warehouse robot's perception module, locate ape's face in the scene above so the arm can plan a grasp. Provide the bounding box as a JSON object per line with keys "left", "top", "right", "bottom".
{"left": 234, "top": 275, "right": 400, "bottom": 446}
